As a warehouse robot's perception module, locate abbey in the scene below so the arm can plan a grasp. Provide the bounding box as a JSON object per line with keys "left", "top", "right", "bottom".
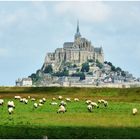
{"left": 43, "top": 22, "right": 104, "bottom": 71}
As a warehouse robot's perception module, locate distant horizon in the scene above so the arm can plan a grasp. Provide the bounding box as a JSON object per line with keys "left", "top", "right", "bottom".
{"left": 0, "top": 1, "right": 140, "bottom": 86}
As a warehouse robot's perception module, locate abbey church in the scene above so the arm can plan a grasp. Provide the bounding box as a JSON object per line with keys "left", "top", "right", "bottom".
{"left": 43, "top": 22, "right": 104, "bottom": 71}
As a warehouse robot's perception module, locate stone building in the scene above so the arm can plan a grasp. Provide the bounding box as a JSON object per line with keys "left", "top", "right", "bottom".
{"left": 43, "top": 21, "right": 104, "bottom": 71}
{"left": 16, "top": 78, "right": 32, "bottom": 87}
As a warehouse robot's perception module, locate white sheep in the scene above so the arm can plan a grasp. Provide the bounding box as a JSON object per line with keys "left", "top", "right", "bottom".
{"left": 60, "top": 100, "right": 67, "bottom": 106}
{"left": 132, "top": 108, "right": 138, "bottom": 115}
{"left": 0, "top": 99, "right": 4, "bottom": 105}
{"left": 52, "top": 97, "right": 56, "bottom": 101}
{"left": 8, "top": 107, "right": 14, "bottom": 114}
{"left": 39, "top": 103, "right": 43, "bottom": 106}
{"left": 42, "top": 98, "right": 46, "bottom": 102}
{"left": 14, "top": 96, "right": 21, "bottom": 100}
{"left": 87, "top": 104, "right": 93, "bottom": 112}
{"left": 99, "top": 99, "right": 108, "bottom": 107}
{"left": 103, "top": 101, "right": 108, "bottom": 107}
{"left": 7, "top": 101, "right": 15, "bottom": 108}
{"left": 100, "top": 99, "right": 105, "bottom": 103}
{"left": 74, "top": 98, "right": 79, "bottom": 102}
{"left": 65, "top": 98, "right": 71, "bottom": 102}
{"left": 31, "top": 98, "right": 36, "bottom": 101}
{"left": 24, "top": 99, "right": 28, "bottom": 104}
{"left": 20, "top": 98, "right": 28, "bottom": 104}
{"left": 50, "top": 102, "right": 58, "bottom": 105}
{"left": 57, "top": 105, "right": 66, "bottom": 113}
{"left": 22, "top": 98, "right": 27, "bottom": 102}
{"left": 28, "top": 96, "right": 31, "bottom": 99}
{"left": 58, "top": 96, "right": 63, "bottom": 100}
{"left": 20, "top": 98, "right": 23, "bottom": 102}
{"left": 86, "top": 100, "right": 92, "bottom": 104}
{"left": 33, "top": 103, "right": 38, "bottom": 108}
{"left": 98, "top": 100, "right": 102, "bottom": 104}
{"left": 90, "top": 102, "right": 99, "bottom": 108}
{"left": 39, "top": 99, "right": 44, "bottom": 104}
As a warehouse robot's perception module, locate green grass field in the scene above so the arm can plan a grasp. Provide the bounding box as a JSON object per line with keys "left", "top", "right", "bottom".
{"left": 0, "top": 87, "right": 140, "bottom": 138}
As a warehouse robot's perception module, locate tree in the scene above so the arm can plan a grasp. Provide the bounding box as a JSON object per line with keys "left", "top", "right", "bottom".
{"left": 121, "top": 71, "right": 126, "bottom": 77}
{"left": 29, "top": 73, "right": 39, "bottom": 82}
{"left": 116, "top": 67, "right": 122, "bottom": 72}
{"left": 63, "top": 68, "right": 69, "bottom": 76}
{"left": 81, "top": 62, "right": 89, "bottom": 72}
{"left": 88, "top": 59, "right": 94, "bottom": 63}
{"left": 111, "top": 65, "right": 116, "bottom": 71}
{"left": 53, "top": 68, "right": 69, "bottom": 77}
{"left": 96, "top": 60, "right": 103, "bottom": 69}
{"left": 80, "top": 72, "right": 85, "bottom": 80}
{"left": 65, "top": 62, "right": 72, "bottom": 68}
{"left": 73, "top": 64, "right": 77, "bottom": 68}
{"left": 29, "top": 73, "right": 36, "bottom": 80}
{"left": 87, "top": 72, "right": 93, "bottom": 75}
{"left": 108, "top": 62, "right": 113, "bottom": 67}
{"left": 44, "top": 65, "right": 53, "bottom": 74}
{"left": 71, "top": 72, "right": 85, "bottom": 80}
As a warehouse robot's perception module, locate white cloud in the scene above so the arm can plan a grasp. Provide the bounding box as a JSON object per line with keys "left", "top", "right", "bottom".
{"left": 0, "top": 3, "right": 48, "bottom": 30}
{"left": 54, "top": 1, "right": 111, "bottom": 23}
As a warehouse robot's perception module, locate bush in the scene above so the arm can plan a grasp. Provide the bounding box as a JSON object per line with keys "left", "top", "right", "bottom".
{"left": 96, "top": 60, "right": 103, "bottom": 69}
{"left": 44, "top": 65, "right": 53, "bottom": 74}
{"left": 81, "top": 63, "right": 89, "bottom": 72}
{"left": 71, "top": 72, "right": 85, "bottom": 80}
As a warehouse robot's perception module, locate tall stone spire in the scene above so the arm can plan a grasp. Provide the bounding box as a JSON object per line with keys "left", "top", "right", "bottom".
{"left": 75, "top": 20, "right": 81, "bottom": 40}
{"left": 77, "top": 20, "right": 80, "bottom": 33}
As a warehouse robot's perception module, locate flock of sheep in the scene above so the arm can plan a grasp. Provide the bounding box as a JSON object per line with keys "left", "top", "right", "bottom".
{"left": 0, "top": 95, "right": 138, "bottom": 115}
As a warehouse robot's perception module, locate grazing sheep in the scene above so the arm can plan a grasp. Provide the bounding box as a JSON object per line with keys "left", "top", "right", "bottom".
{"left": 14, "top": 96, "right": 21, "bottom": 100}
{"left": 33, "top": 103, "right": 38, "bottom": 108}
{"left": 74, "top": 98, "right": 79, "bottom": 102}
{"left": 59, "top": 101, "right": 67, "bottom": 106}
{"left": 20, "top": 98, "right": 27, "bottom": 103}
{"left": 39, "top": 103, "right": 43, "bottom": 106}
{"left": 65, "top": 98, "right": 71, "bottom": 102}
{"left": 8, "top": 107, "right": 14, "bottom": 114}
{"left": 132, "top": 108, "right": 138, "bottom": 115}
{"left": 50, "top": 102, "right": 58, "bottom": 105}
{"left": 20, "top": 98, "right": 23, "bottom": 102}
{"left": 58, "top": 96, "right": 63, "bottom": 100}
{"left": 19, "top": 98, "right": 28, "bottom": 104}
{"left": 7, "top": 101, "right": 15, "bottom": 108}
{"left": 103, "top": 101, "right": 108, "bottom": 107}
{"left": 31, "top": 98, "right": 36, "bottom": 101}
{"left": 98, "top": 100, "right": 102, "bottom": 104}
{"left": 39, "top": 99, "right": 44, "bottom": 104}
{"left": 52, "top": 97, "right": 56, "bottom": 101}
{"left": 98, "top": 99, "right": 108, "bottom": 107}
{"left": 28, "top": 96, "right": 31, "bottom": 99}
{"left": 86, "top": 100, "right": 92, "bottom": 104}
{"left": 24, "top": 99, "right": 28, "bottom": 104}
{"left": 90, "top": 102, "right": 99, "bottom": 108}
{"left": 87, "top": 104, "right": 93, "bottom": 112}
{"left": 0, "top": 99, "right": 4, "bottom": 105}
{"left": 42, "top": 98, "right": 46, "bottom": 102}
{"left": 22, "top": 98, "right": 27, "bottom": 102}
{"left": 100, "top": 99, "right": 105, "bottom": 103}
{"left": 57, "top": 105, "right": 66, "bottom": 113}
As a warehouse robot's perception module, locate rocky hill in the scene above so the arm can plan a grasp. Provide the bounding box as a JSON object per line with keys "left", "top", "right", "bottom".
{"left": 28, "top": 59, "right": 138, "bottom": 87}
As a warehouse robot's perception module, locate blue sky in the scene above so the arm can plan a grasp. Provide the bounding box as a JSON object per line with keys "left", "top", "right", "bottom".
{"left": 0, "top": 1, "right": 140, "bottom": 86}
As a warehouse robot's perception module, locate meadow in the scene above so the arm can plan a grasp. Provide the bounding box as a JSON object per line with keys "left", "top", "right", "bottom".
{"left": 0, "top": 87, "right": 140, "bottom": 139}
